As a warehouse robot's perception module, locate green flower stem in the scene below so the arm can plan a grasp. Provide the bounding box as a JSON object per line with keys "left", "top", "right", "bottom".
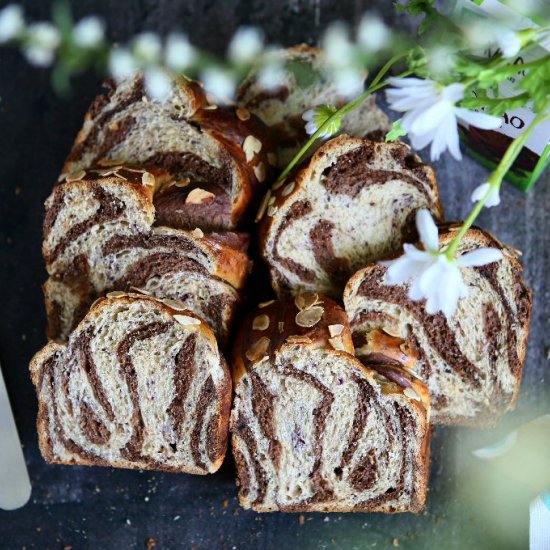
{"left": 445, "top": 105, "right": 550, "bottom": 260}
{"left": 274, "top": 52, "right": 411, "bottom": 186}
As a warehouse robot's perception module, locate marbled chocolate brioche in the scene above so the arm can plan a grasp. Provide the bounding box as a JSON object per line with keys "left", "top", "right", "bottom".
{"left": 43, "top": 168, "right": 249, "bottom": 343}
{"left": 237, "top": 45, "right": 390, "bottom": 167}
{"left": 344, "top": 226, "right": 532, "bottom": 427}
{"left": 258, "top": 136, "right": 443, "bottom": 298}
{"left": 62, "top": 73, "right": 274, "bottom": 231}
{"left": 231, "top": 292, "right": 430, "bottom": 512}
{"left": 29, "top": 294, "right": 232, "bottom": 473}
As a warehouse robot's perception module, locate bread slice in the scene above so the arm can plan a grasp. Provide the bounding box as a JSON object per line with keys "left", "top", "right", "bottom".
{"left": 237, "top": 45, "right": 390, "bottom": 167}
{"left": 43, "top": 168, "right": 249, "bottom": 343}
{"left": 343, "top": 225, "right": 533, "bottom": 427}
{"left": 258, "top": 136, "right": 443, "bottom": 298}
{"left": 29, "top": 294, "right": 232, "bottom": 474}
{"left": 231, "top": 292, "right": 431, "bottom": 512}
{"left": 62, "top": 73, "right": 274, "bottom": 231}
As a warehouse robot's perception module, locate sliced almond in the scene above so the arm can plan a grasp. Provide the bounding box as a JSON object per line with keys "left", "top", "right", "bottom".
{"left": 185, "top": 188, "right": 216, "bottom": 204}
{"left": 286, "top": 335, "right": 312, "bottom": 344}
{"left": 267, "top": 205, "right": 278, "bottom": 217}
{"left": 98, "top": 158, "right": 124, "bottom": 167}
{"left": 258, "top": 299, "right": 275, "bottom": 308}
{"left": 173, "top": 314, "right": 201, "bottom": 326}
{"left": 267, "top": 196, "right": 276, "bottom": 206}
{"left": 243, "top": 135, "right": 262, "bottom": 162}
{"left": 191, "top": 227, "right": 204, "bottom": 238}
{"left": 255, "top": 190, "right": 271, "bottom": 222}
{"left": 129, "top": 286, "right": 151, "bottom": 295}
{"left": 272, "top": 178, "right": 286, "bottom": 191}
{"left": 295, "top": 292, "right": 319, "bottom": 311}
{"left": 281, "top": 182, "right": 295, "bottom": 197}
{"left": 253, "top": 162, "right": 266, "bottom": 183}
{"left": 295, "top": 306, "right": 324, "bottom": 328}
{"left": 278, "top": 321, "right": 284, "bottom": 333}
{"left": 252, "top": 314, "right": 270, "bottom": 331}
{"left": 141, "top": 172, "right": 155, "bottom": 187}
{"left": 245, "top": 336, "right": 270, "bottom": 362}
{"left": 66, "top": 170, "right": 86, "bottom": 182}
{"left": 403, "top": 386, "right": 421, "bottom": 401}
{"left": 382, "top": 325, "right": 402, "bottom": 338}
{"left": 267, "top": 152, "right": 277, "bottom": 166}
{"left": 107, "top": 291, "right": 127, "bottom": 298}
{"left": 236, "top": 107, "right": 251, "bottom": 121}
{"left": 163, "top": 298, "right": 188, "bottom": 311}
{"left": 328, "top": 324, "right": 344, "bottom": 337}
{"left": 329, "top": 336, "right": 345, "bottom": 351}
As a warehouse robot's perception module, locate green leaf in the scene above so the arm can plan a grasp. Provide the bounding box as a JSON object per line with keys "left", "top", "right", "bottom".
{"left": 385, "top": 119, "right": 407, "bottom": 142}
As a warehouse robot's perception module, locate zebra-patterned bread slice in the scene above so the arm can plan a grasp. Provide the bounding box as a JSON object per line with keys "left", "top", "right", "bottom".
{"left": 62, "top": 73, "right": 274, "bottom": 231}
{"left": 237, "top": 44, "right": 390, "bottom": 167}
{"left": 43, "top": 168, "right": 249, "bottom": 343}
{"left": 344, "top": 226, "right": 532, "bottom": 427}
{"left": 258, "top": 135, "right": 443, "bottom": 298}
{"left": 29, "top": 294, "right": 232, "bottom": 474}
{"left": 231, "top": 292, "right": 430, "bottom": 512}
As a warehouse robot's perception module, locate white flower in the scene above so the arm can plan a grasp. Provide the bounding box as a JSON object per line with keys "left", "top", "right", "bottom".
{"left": 201, "top": 67, "right": 236, "bottom": 100}
{"left": 165, "top": 33, "right": 196, "bottom": 71}
{"left": 109, "top": 48, "right": 137, "bottom": 81}
{"left": 471, "top": 182, "right": 501, "bottom": 207}
{"left": 0, "top": 4, "right": 25, "bottom": 43}
{"left": 381, "top": 209, "right": 503, "bottom": 318}
{"left": 257, "top": 62, "right": 285, "bottom": 90}
{"left": 133, "top": 32, "right": 162, "bottom": 63}
{"left": 144, "top": 68, "right": 172, "bottom": 102}
{"left": 332, "top": 67, "right": 365, "bottom": 98}
{"left": 386, "top": 78, "right": 502, "bottom": 161}
{"left": 23, "top": 22, "right": 60, "bottom": 67}
{"left": 497, "top": 30, "right": 522, "bottom": 58}
{"left": 357, "top": 15, "right": 389, "bottom": 52}
{"left": 322, "top": 23, "right": 354, "bottom": 68}
{"left": 72, "top": 16, "right": 104, "bottom": 48}
{"left": 302, "top": 105, "right": 341, "bottom": 139}
{"left": 228, "top": 27, "right": 263, "bottom": 64}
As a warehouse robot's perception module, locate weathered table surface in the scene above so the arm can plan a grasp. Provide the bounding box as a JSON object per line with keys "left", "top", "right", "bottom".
{"left": 0, "top": 1, "right": 548, "bottom": 548}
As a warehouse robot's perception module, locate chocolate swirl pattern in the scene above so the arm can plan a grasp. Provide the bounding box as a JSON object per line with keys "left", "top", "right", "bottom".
{"left": 29, "top": 294, "right": 231, "bottom": 474}
{"left": 258, "top": 136, "right": 443, "bottom": 298}
{"left": 62, "top": 73, "right": 274, "bottom": 231}
{"left": 344, "top": 226, "right": 532, "bottom": 427}
{"left": 231, "top": 294, "right": 430, "bottom": 512}
{"left": 42, "top": 171, "right": 249, "bottom": 343}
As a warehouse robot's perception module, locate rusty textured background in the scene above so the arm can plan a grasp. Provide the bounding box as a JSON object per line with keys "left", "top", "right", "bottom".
{"left": 0, "top": 1, "right": 548, "bottom": 548}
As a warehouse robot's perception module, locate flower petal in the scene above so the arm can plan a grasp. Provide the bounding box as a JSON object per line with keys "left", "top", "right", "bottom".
{"left": 455, "top": 107, "right": 502, "bottom": 130}
{"left": 416, "top": 209, "right": 439, "bottom": 252}
{"left": 456, "top": 247, "right": 503, "bottom": 267}
{"left": 471, "top": 182, "right": 500, "bottom": 207}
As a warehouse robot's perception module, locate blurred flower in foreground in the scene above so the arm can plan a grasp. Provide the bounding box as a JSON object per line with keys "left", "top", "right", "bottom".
{"left": 0, "top": 4, "right": 24, "bottom": 43}
{"left": 201, "top": 67, "right": 236, "bottom": 100}
{"left": 72, "top": 16, "right": 104, "bottom": 48}
{"left": 165, "top": 33, "right": 196, "bottom": 71}
{"left": 23, "top": 22, "right": 60, "bottom": 66}
{"left": 228, "top": 27, "right": 263, "bottom": 64}
{"left": 381, "top": 209, "right": 503, "bottom": 317}
{"left": 357, "top": 15, "right": 389, "bottom": 52}
{"left": 302, "top": 105, "right": 341, "bottom": 138}
{"left": 385, "top": 77, "right": 502, "bottom": 160}
{"left": 144, "top": 67, "right": 172, "bottom": 102}
{"left": 109, "top": 47, "right": 137, "bottom": 81}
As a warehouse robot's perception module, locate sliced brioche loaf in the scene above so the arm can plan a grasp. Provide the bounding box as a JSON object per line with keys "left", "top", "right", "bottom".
{"left": 237, "top": 45, "right": 390, "bottom": 167}
{"left": 62, "top": 73, "right": 274, "bottom": 231}
{"left": 43, "top": 168, "right": 249, "bottom": 343}
{"left": 258, "top": 136, "right": 443, "bottom": 298}
{"left": 344, "top": 225, "right": 532, "bottom": 427}
{"left": 30, "top": 294, "right": 232, "bottom": 473}
{"left": 231, "top": 292, "right": 430, "bottom": 512}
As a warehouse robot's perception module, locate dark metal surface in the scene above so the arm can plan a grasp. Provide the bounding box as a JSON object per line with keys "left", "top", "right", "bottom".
{"left": 0, "top": 1, "right": 548, "bottom": 548}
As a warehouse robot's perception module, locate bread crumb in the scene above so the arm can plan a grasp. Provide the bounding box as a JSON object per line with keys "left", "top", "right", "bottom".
{"left": 393, "top": 538, "right": 400, "bottom": 547}
{"left": 299, "top": 514, "right": 305, "bottom": 525}
{"left": 223, "top": 499, "right": 229, "bottom": 509}
{"left": 146, "top": 538, "right": 157, "bottom": 549}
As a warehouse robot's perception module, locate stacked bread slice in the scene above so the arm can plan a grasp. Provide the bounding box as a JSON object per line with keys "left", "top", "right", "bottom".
{"left": 30, "top": 294, "right": 231, "bottom": 473}
{"left": 43, "top": 166, "right": 249, "bottom": 344}
{"left": 231, "top": 292, "right": 430, "bottom": 512}
{"left": 258, "top": 135, "right": 443, "bottom": 297}
{"left": 344, "top": 225, "right": 532, "bottom": 427}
